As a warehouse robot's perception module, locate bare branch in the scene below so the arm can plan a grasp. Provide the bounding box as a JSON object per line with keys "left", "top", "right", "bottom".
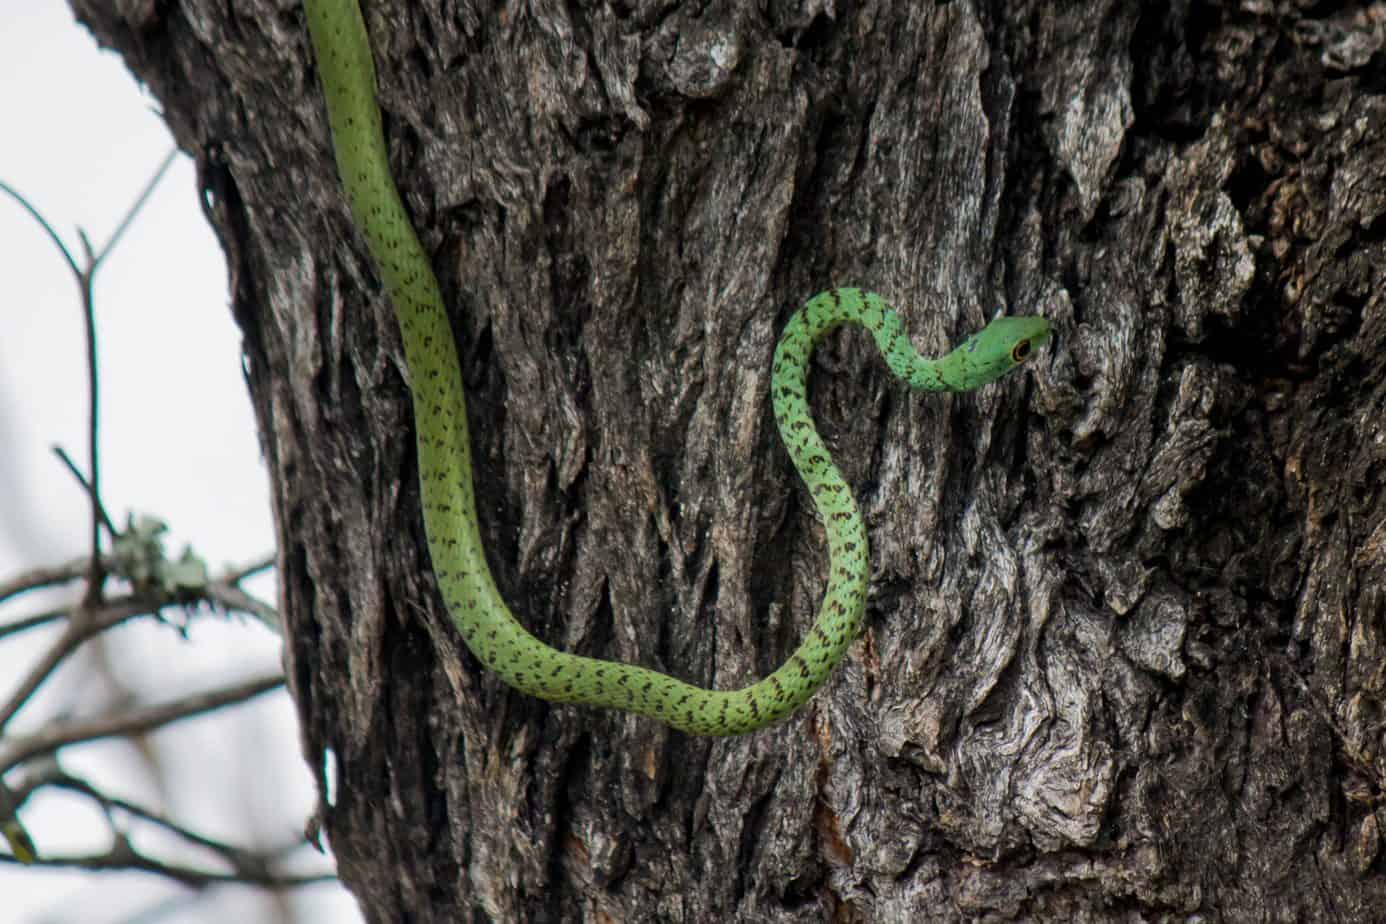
{"left": 1, "top": 554, "right": 283, "bottom": 725}
{"left": 1, "top": 554, "right": 279, "bottom": 638}
{"left": 0, "top": 673, "right": 284, "bottom": 771}
{"left": 0, "top": 557, "right": 87, "bottom": 609}
{"left": 0, "top": 597, "right": 153, "bottom": 733}
{"left": 23, "top": 767, "right": 334, "bottom": 885}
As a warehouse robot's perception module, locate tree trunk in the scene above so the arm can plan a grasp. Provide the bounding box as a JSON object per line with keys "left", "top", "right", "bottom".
{"left": 71, "top": 0, "right": 1386, "bottom": 920}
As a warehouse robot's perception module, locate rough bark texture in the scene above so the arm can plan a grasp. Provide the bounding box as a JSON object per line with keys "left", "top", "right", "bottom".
{"left": 71, "top": 0, "right": 1386, "bottom": 920}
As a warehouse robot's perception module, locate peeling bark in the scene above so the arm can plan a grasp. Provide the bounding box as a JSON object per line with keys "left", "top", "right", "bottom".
{"left": 71, "top": 0, "right": 1386, "bottom": 920}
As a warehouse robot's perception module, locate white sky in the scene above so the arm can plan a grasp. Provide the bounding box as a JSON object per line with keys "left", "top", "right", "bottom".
{"left": 1, "top": 7, "right": 360, "bottom": 923}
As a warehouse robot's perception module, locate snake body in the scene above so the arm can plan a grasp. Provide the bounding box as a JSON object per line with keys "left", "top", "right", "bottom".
{"left": 302, "top": 0, "right": 1050, "bottom": 735}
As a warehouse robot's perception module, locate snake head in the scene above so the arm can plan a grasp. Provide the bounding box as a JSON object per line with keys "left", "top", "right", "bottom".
{"left": 949, "top": 315, "right": 1051, "bottom": 388}
{"left": 936, "top": 315, "right": 1053, "bottom": 393}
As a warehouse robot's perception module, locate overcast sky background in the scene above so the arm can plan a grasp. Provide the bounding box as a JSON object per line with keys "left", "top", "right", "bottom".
{"left": 2, "top": 7, "right": 360, "bottom": 923}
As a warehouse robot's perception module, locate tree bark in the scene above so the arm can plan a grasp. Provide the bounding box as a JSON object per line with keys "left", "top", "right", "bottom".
{"left": 71, "top": 0, "right": 1386, "bottom": 920}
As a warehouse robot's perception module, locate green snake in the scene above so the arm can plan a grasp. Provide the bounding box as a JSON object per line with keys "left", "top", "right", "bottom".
{"left": 301, "top": 0, "right": 1050, "bottom": 736}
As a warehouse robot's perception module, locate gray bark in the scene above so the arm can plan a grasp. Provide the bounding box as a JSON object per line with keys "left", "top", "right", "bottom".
{"left": 71, "top": 0, "right": 1386, "bottom": 920}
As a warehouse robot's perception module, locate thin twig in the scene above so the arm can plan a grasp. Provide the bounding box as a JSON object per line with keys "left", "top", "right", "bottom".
{"left": 37, "top": 768, "right": 311, "bottom": 870}
{"left": 0, "top": 846, "right": 337, "bottom": 889}
{"left": 5, "top": 150, "right": 182, "bottom": 604}
{"left": 0, "top": 673, "right": 284, "bottom": 770}
{"left": 0, "top": 557, "right": 88, "bottom": 609}
{"left": 0, "top": 608, "right": 67, "bottom": 640}
{"left": 12, "top": 766, "right": 338, "bottom": 894}
{"left": 204, "top": 581, "right": 280, "bottom": 634}
{"left": 78, "top": 251, "right": 103, "bottom": 603}
{"left": 0, "top": 175, "right": 109, "bottom": 598}
{"left": 93, "top": 149, "right": 178, "bottom": 269}
{"left": 52, "top": 445, "right": 117, "bottom": 537}
{"left": 223, "top": 553, "right": 277, "bottom": 585}
{"left": 0, "top": 179, "right": 81, "bottom": 278}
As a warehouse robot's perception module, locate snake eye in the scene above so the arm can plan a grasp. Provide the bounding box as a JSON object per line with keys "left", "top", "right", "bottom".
{"left": 1010, "top": 339, "right": 1032, "bottom": 363}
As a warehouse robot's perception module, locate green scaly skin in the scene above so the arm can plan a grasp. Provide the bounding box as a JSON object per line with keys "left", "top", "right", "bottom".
{"left": 302, "top": 0, "right": 1051, "bottom": 736}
